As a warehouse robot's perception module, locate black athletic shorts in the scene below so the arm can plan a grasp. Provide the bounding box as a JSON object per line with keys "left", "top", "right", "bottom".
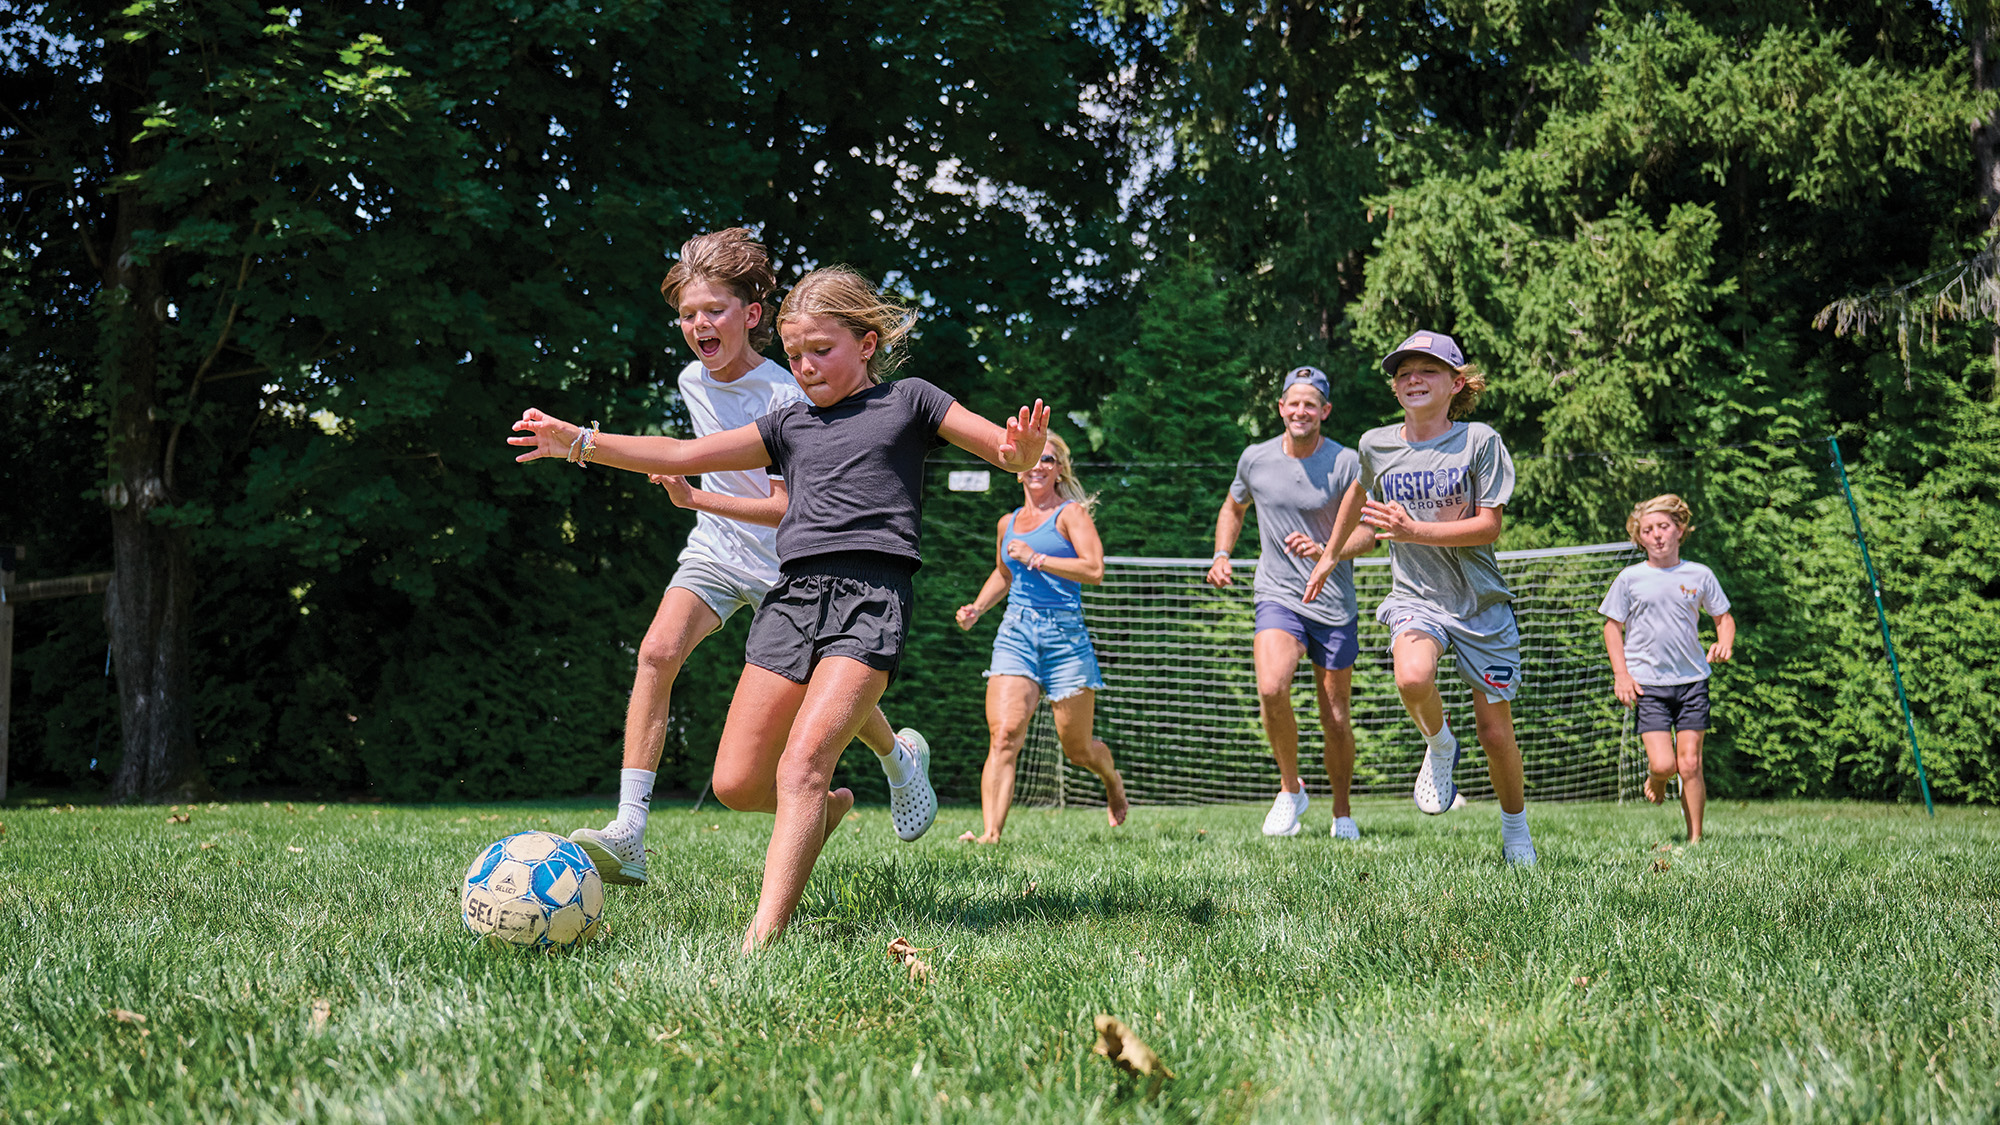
{"left": 744, "top": 551, "right": 916, "bottom": 684}
{"left": 1634, "top": 678, "right": 1711, "bottom": 734}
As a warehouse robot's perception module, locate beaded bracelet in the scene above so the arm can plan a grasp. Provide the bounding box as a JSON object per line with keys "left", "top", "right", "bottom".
{"left": 577, "top": 421, "right": 601, "bottom": 467}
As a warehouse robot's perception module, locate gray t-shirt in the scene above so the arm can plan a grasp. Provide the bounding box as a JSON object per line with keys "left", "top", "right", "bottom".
{"left": 1356, "top": 420, "right": 1516, "bottom": 619}
{"left": 754, "top": 377, "right": 956, "bottom": 568}
{"left": 1598, "top": 559, "right": 1731, "bottom": 686}
{"left": 1228, "top": 434, "right": 1361, "bottom": 626}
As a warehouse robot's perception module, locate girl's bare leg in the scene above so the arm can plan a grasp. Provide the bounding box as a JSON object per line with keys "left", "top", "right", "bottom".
{"left": 1051, "top": 689, "right": 1127, "bottom": 826}
{"left": 711, "top": 660, "right": 885, "bottom": 951}
{"left": 963, "top": 675, "right": 1038, "bottom": 843}
{"left": 1676, "top": 729, "right": 1707, "bottom": 843}
{"left": 1469, "top": 690, "right": 1525, "bottom": 815}
{"left": 1640, "top": 730, "right": 1676, "bottom": 805}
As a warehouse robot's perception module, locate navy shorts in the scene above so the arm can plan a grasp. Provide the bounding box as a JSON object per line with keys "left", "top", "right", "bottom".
{"left": 744, "top": 553, "right": 915, "bottom": 684}
{"left": 1253, "top": 600, "right": 1358, "bottom": 671}
{"left": 1635, "top": 679, "right": 1711, "bottom": 734}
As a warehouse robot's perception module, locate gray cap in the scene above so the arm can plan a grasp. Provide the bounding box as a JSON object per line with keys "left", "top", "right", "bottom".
{"left": 1381, "top": 330, "right": 1465, "bottom": 374}
{"left": 1283, "top": 365, "right": 1331, "bottom": 400}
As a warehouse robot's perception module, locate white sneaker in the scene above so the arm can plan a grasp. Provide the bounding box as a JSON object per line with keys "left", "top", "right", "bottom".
{"left": 568, "top": 822, "right": 647, "bottom": 886}
{"left": 1261, "top": 788, "right": 1308, "bottom": 837}
{"left": 887, "top": 728, "right": 937, "bottom": 842}
{"left": 1330, "top": 816, "right": 1360, "bottom": 840}
{"left": 1413, "top": 740, "right": 1460, "bottom": 815}
{"left": 1503, "top": 840, "right": 1539, "bottom": 867}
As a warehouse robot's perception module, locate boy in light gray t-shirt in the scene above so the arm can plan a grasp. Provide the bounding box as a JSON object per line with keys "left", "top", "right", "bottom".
{"left": 1303, "top": 330, "right": 1537, "bottom": 866}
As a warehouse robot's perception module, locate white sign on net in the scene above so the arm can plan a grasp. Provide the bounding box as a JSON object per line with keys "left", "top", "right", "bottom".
{"left": 947, "top": 470, "right": 991, "bottom": 492}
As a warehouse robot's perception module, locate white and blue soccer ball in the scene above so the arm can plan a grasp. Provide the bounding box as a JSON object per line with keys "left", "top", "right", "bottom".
{"left": 461, "top": 830, "right": 606, "bottom": 948}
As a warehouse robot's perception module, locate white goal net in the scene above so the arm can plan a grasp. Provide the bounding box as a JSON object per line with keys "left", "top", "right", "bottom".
{"left": 1012, "top": 542, "right": 1645, "bottom": 808}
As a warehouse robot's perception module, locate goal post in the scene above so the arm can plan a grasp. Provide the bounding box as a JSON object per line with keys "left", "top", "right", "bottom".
{"left": 1012, "top": 541, "right": 1645, "bottom": 809}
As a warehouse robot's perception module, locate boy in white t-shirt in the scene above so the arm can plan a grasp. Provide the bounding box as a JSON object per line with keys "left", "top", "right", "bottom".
{"left": 1600, "top": 494, "right": 1735, "bottom": 843}
{"left": 568, "top": 229, "right": 935, "bottom": 885}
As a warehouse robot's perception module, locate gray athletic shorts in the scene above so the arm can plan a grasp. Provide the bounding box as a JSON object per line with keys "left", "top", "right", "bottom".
{"left": 667, "top": 556, "right": 771, "bottom": 632}
{"left": 1376, "top": 597, "right": 1521, "bottom": 702}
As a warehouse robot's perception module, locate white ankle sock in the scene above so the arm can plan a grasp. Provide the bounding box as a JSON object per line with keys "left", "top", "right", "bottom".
{"left": 879, "top": 739, "right": 915, "bottom": 787}
{"left": 616, "top": 768, "right": 655, "bottom": 834}
{"left": 1500, "top": 808, "right": 1531, "bottom": 848}
{"left": 1425, "top": 720, "right": 1456, "bottom": 752}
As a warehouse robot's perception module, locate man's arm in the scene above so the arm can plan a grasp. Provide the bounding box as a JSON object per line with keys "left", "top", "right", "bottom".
{"left": 1206, "top": 496, "right": 1248, "bottom": 587}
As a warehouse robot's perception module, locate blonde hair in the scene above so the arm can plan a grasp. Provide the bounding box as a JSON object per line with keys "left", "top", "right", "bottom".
{"left": 776, "top": 267, "right": 917, "bottom": 381}
{"left": 660, "top": 229, "right": 778, "bottom": 351}
{"left": 1385, "top": 357, "right": 1488, "bottom": 419}
{"left": 1626, "top": 494, "right": 1694, "bottom": 544}
{"left": 1036, "top": 432, "right": 1098, "bottom": 514}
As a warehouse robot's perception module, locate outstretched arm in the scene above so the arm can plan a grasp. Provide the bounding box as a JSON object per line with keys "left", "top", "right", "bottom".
{"left": 654, "top": 474, "right": 789, "bottom": 528}
{"left": 937, "top": 401, "right": 1051, "bottom": 473}
{"left": 956, "top": 515, "right": 1016, "bottom": 630}
{"left": 510, "top": 410, "right": 771, "bottom": 476}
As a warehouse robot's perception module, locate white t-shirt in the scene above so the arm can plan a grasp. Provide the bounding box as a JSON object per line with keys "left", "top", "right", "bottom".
{"left": 1598, "top": 559, "right": 1731, "bottom": 686}
{"left": 674, "top": 358, "right": 807, "bottom": 585}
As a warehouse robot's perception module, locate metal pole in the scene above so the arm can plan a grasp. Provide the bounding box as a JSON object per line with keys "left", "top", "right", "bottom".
{"left": 1828, "top": 438, "right": 1935, "bottom": 816}
{"left": 1, "top": 556, "right": 13, "bottom": 804}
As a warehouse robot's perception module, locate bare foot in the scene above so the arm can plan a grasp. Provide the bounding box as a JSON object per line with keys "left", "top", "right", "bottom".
{"left": 957, "top": 830, "right": 1001, "bottom": 844}
{"left": 958, "top": 830, "right": 978, "bottom": 842}
{"left": 1105, "top": 769, "right": 1129, "bottom": 828}
{"left": 821, "top": 787, "right": 855, "bottom": 844}
{"left": 1642, "top": 774, "right": 1668, "bottom": 804}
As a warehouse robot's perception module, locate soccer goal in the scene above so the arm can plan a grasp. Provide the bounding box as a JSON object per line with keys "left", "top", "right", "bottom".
{"left": 1011, "top": 541, "right": 1645, "bottom": 808}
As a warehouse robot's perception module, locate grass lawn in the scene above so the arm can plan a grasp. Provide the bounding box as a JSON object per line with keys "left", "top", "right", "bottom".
{"left": 1, "top": 796, "right": 1995, "bottom": 1123}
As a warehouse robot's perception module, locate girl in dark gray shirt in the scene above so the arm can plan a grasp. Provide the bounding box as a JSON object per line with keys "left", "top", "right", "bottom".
{"left": 512, "top": 267, "right": 1049, "bottom": 951}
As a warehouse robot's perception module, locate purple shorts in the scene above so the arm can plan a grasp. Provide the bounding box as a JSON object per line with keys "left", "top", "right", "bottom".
{"left": 1253, "top": 601, "right": 1358, "bottom": 671}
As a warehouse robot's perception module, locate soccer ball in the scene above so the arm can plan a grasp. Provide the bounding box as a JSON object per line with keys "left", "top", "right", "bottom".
{"left": 461, "top": 831, "right": 605, "bottom": 948}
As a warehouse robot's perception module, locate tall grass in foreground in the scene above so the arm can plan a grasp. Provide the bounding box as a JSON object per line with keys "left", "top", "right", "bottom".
{"left": 1, "top": 798, "right": 1995, "bottom": 1123}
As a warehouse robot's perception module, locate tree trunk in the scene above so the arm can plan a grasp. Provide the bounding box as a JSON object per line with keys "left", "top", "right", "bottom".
{"left": 1973, "top": 22, "right": 2000, "bottom": 228}
{"left": 102, "top": 32, "right": 200, "bottom": 804}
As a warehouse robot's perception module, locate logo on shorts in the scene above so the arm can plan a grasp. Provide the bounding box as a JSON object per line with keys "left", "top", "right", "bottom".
{"left": 1480, "top": 665, "right": 1516, "bottom": 690}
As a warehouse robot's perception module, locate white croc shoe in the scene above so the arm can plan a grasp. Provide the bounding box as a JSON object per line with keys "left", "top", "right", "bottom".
{"left": 1330, "top": 816, "right": 1361, "bottom": 840}
{"left": 887, "top": 728, "right": 938, "bottom": 842}
{"left": 568, "top": 822, "right": 648, "bottom": 886}
{"left": 1413, "top": 740, "right": 1461, "bottom": 815}
{"left": 1261, "top": 788, "right": 1308, "bottom": 837}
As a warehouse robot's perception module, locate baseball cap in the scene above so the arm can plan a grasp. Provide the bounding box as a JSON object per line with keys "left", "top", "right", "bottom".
{"left": 1282, "top": 366, "right": 1331, "bottom": 400}
{"left": 1381, "top": 331, "right": 1465, "bottom": 374}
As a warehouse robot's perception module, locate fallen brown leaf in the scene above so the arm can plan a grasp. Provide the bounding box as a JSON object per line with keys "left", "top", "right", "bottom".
{"left": 887, "top": 937, "right": 934, "bottom": 982}
{"left": 199, "top": 842, "right": 217, "bottom": 851}
{"left": 310, "top": 998, "right": 330, "bottom": 1032}
{"left": 167, "top": 813, "right": 190, "bottom": 824}
{"left": 1654, "top": 842, "right": 1673, "bottom": 853}
{"left": 1572, "top": 975, "right": 1591, "bottom": 988}
{"left": 109, "top": 1008, "right": 147, "bottom": 1025}
{"left": 1022, "top": 881, "right": 1039, "bottom": 897}
{"left": 652, "top": 1024, "right": 683, "bottom": 1042}
{"left": 1651, "top": 858, "right": 1671, "bottom": 873}
{"left": 1093, "top": 1014, "right": 1174, "bottom": 1083}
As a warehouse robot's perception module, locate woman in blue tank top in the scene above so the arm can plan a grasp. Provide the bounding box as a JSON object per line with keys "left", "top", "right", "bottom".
{"left": 953, "top": 433, "right": 1128, "bottom": 842}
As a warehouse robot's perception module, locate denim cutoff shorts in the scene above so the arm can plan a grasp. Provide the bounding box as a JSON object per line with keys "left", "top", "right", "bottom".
{"left": 984, "top": 604, "right": 1106, "bottom": 701}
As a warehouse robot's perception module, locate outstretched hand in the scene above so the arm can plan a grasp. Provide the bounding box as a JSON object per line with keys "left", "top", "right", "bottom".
{"left": 997, "top": 400, "right": 1052, "bottom": 471}
{"left": 509, "top": 409, "right": 581, "bottom": 463}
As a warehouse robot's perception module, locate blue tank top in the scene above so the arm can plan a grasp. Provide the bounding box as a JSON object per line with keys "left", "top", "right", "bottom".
{"left": 1002, "top": 501, "right": 1083, "bottom": 610}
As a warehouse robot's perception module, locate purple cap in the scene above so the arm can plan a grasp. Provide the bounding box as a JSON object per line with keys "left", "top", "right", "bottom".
{"left": 1282, "top": 365, "right": 1331, "bottom": 400}
{"left": 1381, "top": 331, "right": 1465, "bottom": 374}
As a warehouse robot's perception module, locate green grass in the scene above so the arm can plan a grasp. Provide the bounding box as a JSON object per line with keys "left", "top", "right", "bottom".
{"left": 2, "top": 797, "right": 1997, "bottom": 1123}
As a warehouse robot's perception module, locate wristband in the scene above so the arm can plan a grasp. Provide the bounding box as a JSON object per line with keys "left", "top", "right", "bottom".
{"left": 1212, "top": 550, "right": 1230, "bottom": 561}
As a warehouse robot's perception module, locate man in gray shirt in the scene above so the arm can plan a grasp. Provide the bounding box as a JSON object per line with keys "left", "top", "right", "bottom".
{"left": 1206, "top": 367, "right": 1371, "bottom": 839}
